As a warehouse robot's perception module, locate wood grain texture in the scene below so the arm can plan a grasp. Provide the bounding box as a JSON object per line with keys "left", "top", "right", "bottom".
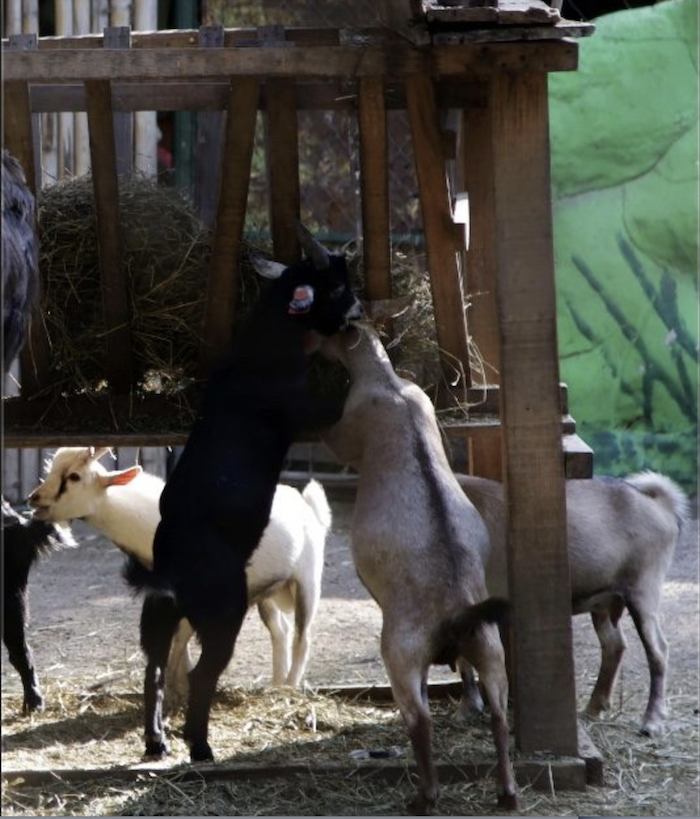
{"left": 490, "top": 70, "right": 577, "bottom": 755}
{"left": 85, "top": 79, "right": 133, "bottom": 395}
{"left": 358, "top": 76, "right": 392, "bottom": 326}
{"left": 264, "top": 78, "right": 301, "bottom": 265}
{"left": 199, "top": 78, "right": 260, "bottom": 377}
{"left": 405, "top": 70, "right": 471, "bottom": 395}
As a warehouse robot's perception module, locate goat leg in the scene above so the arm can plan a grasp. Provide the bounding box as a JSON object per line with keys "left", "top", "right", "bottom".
{"left": 183, "top": 610, "right": 243, "bottom": 762}
{"left": 140, "top": 595, "right": 181, "bottom": 758}
{"left": 585, "top": 609, "right": 627, "bottom": 720}
{"left": 3, "top": 594, "right": 43, "bottom": 713}
{"left": 626, "top": 603, "right": 669, "bottom": 735}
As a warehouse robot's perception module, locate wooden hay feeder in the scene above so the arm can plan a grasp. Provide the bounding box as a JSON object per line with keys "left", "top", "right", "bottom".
{"left": 2, "top": 0, "right": 600, "bottom": 793}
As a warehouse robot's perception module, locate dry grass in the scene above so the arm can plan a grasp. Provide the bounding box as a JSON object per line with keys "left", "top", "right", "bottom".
{"left": 2, "top": 680, "right": 698, "bottom": 816}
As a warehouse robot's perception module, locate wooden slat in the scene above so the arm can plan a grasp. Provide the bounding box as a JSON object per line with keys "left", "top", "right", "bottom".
{"left": 104, "top": 27, "right": 133, "bottom": 177}
{"left": 84, "top": 79, "right": 133, "bottom": 394}
{"left": 194, "top": 26, "right": 226, "bottom": 229}
{"left": 27, "top": 79, "right": 487, "bottom": 114}
{"left": 489, "top": 70, "right": 578, "bottom": 755}
{"left": 424, "top": 0, "right": 561, "bottom": 25}
{"left": 405, "top": 70, "right": 471, "bottom": 397}
{"left": 264, "top": 78, "right": 301, "bottom": 264}
{"left": 3, "top": 41, "right": 580, "bottom": 84}
{"left": 198, "top": 78, "right": 260, "bottom": 377}
{"left": 358, "top": 76, "right": 392, "bottom": 324}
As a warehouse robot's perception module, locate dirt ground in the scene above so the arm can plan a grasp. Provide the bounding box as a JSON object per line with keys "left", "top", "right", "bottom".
{"left": 2, "top": 487, "right": 699, "bottom": 816}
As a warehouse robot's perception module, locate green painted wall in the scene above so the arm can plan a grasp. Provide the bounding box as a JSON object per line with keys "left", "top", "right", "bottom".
{"left": 549, "top": 0, "right": 698, "bottom": 492}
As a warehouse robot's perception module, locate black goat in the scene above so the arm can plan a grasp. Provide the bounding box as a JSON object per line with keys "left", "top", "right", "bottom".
{"left": 2, "top": 149, "right": 40, "bottom": 374}
{"left": 126, "top": 223, "right": 361, "bottom": 762}
{"left": 1, "top": 500, "right": 74, "bottom": 712}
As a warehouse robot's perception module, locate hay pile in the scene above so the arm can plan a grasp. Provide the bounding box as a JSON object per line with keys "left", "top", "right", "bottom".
{"left": 38, "top": 176, "right": 266, "bottom": 398}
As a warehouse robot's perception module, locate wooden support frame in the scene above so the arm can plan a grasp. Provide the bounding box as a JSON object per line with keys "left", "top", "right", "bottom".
{"left": 84, "top": 79, "right": 133, "bottom": 394}
{"left": 490, "top": 70, "right": 578, "bottom": 755}
{"left": 198, "top": 78, "right": 260, "bottom": 377}
{"left": 2, "top": 23, "right": 592, "bottom": 766}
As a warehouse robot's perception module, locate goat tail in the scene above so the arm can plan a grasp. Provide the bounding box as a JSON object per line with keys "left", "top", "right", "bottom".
{"left": 302, "top": 479, "right": 332, "bottom": 532}
{"left": 434, "top": 597, "right": 511, "bottom": 670}
{"left": 626, "top": 471, "right": 690, "bottom": 525}
{"left": 122, "top": 555, "right": 176, "bottom": 599}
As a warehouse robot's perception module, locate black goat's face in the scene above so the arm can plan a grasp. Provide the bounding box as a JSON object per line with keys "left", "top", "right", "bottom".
{"left": 251, "top": 226, "right": 362, "bottom": 337}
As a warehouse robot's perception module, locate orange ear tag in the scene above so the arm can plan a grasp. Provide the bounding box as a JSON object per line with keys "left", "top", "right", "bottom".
{"left": 289, "top": 285, "right": 314, "bottom": 315}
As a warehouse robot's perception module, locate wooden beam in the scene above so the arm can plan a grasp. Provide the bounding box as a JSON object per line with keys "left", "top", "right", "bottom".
{"left": 405, "top": 70, "right": 471, "bottom": 397}
{"left": 264, "top": 78, "right": 301, "bottom": 265}
{"left": 358, "top": 76, "right": 392, "bottom": 325}
{"left": 2, "top": 41, "right": 579, "bottom": 84}
{"left": 194, "top": 26, "right": 226, "bottom": 229}
{"left": 85, "top": 79, "right": 133, "bottom": 395}
{"left": 489, "top": 70, "right": 578, "bottom": 755}
{"left": 198, "top": 78, "right": 260, "bottom": 377}
{"left": 104, "top": 27, "right": 133, "bottom": 177}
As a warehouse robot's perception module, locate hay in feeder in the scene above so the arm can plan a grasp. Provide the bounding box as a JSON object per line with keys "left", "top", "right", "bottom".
{"left": 37, "top": 176, "right": 269, "bottom": 399}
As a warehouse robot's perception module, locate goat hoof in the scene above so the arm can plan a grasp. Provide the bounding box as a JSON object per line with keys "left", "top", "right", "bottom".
{"left": 22, "top": 693, "right": 44, "bottom": 714}
{"left": 144, "top": 739, "right": 169, "bottom": 760}
{"left": 189, "top": 742, "right": 214, "bottom": 763}
{"left": 406, "top": 794, "right": 440, "bottom": 816}
{"left": 497, "top": 791, "right": 521, "bottom": 811}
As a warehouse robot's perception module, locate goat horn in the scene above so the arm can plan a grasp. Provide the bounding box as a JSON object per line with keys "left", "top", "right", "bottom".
{"left": 295, "top": 220, "right": 330, "bottom": 271}
{"left": 250, "top": 254, "right": 286, "bottom": 280}
{"left": 89, "top": 447, "right": 111, "bottom": 461}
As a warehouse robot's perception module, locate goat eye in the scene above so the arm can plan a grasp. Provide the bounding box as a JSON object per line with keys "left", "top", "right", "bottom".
{"left": 67, "top": 473, "right": 81, "bottom": 482}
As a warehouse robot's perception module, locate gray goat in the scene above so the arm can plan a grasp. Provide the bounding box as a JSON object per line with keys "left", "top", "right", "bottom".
{"left": 456, "top": 472, "right": 689, "bottom": 736}
{"left": 320, "top": 325, "right": 518, "bottom": 815}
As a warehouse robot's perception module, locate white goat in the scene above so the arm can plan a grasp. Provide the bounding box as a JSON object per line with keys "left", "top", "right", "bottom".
{"left": 320, "top": 325, "right": 518, "bottom": 815}
{"left": 28, "top": 446, "right": 331, "bottom": 701}
{"left": 455, "top": 472, "right": 689, "bottom": 736}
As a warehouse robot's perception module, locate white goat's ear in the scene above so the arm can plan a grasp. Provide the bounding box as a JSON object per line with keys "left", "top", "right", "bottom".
{"left": 250, "top": 255, "right": 287, "bottom": 280}
{"left": 100, "top": 465, "right": 142, "bottom": 488}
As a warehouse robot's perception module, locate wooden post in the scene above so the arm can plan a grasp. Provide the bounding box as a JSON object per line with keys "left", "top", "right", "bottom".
{"left": 358, "top": 76, "right": 392, "bottom": 329}
{"left": 405, "top": 70, "right": 471, "bottom": 401}
{"left": 490, "top": 71, "right": 578, "bottom": 755}
{"left": 198, "top": 78, "right": 260, "bottom": 377}
{"left": 459, "top": 86, "right": 503, "bottom": 479}
{"left": 265, "top": 76, "right": 301, "bottom": 265}
{"left": 104, "top": 27, "right": 133, "bottom": 177}
{"left": 194, "top": 26, "right": 226, "bottom": 229}
{"left": 85, "top": 79, "right": 133, "bottom": 395}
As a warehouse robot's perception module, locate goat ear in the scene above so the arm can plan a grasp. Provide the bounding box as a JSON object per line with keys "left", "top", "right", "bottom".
{"left": 250, "top": 255, "right": 287, "bottom": 280}
{"left": 101, "top": 465, "right": 142, "bottom": 488}
{"left": 288, "top": 285, "right": 315, "bottom": 315}
{"left": 295, "top": 220, "right": 330, "bottom": 270}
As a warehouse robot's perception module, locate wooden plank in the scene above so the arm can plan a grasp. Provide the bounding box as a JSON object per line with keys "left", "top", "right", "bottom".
{"left": 194, "top": 26, "right": 226, "bottom": 229}
{"left": 405, "top": 70, "right": 471, "bottom": 398}
{"left": 3, "top": 40, "right": 580, "bottom": 84}
{"left": 264, "top": 77, "right": 301, "bottom": 264}
{"left": 198, "top": 78, "right": 260, "bottom": 377}
{"left": 424, "top": 0, "right": 561, "bottom": 25}
{"left": 84, "top": 79, "right": 133, "bottom": 395}
{"left": 28, "top": 79, "right": 486, "bottom": 114}
{"left": 432, "top": 20, "right": 594, "bottom": 44}
{"left": 104, "top": 27, "right": 133, "bottom": 177}
{"left": 358, "top": 76, "right": 392, "bottom": 328}
{"left": 489, "top": 70, "right": 577, "bottom": 755}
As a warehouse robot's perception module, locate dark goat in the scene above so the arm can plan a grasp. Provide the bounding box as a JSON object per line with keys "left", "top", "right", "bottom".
{"left": 126, "top": 223, "right": 361, "bottom": 762}
{"left": 2, "top": 149, "right": 39, "bottom": 374}
{"left": 1, "top": 500, "right": 74, "bottom": 712}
